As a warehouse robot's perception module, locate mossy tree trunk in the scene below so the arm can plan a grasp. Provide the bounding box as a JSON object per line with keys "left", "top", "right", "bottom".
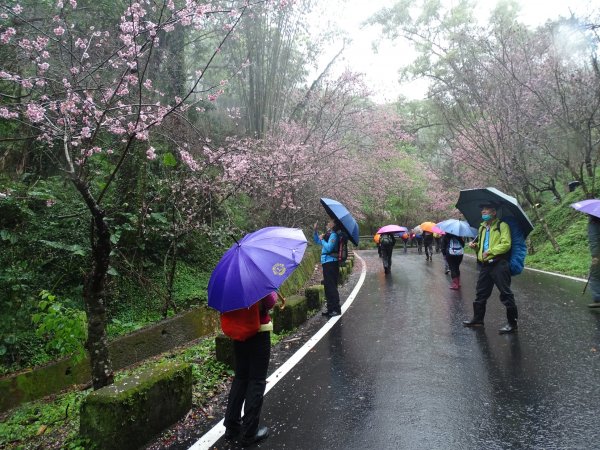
{"left": 73, "top": 178, "right": 114, "bottom": 389}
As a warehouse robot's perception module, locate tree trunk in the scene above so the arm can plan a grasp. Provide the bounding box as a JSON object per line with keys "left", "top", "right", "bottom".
{"left": 73, "top": 179, "right": 114, "bottom": 390}
{"left": 523, "top": 187, "right": 560, "bottom": 253}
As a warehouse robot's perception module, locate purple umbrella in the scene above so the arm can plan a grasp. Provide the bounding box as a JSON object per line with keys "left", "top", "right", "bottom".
{"left": 377, "top": 224, "right": 408, "bottom": 234}
{"left": 571, "top": 199, "right": 600, "bottom": 219}
{"left": 208, "top": 227, "right": 308, "bottom": 313}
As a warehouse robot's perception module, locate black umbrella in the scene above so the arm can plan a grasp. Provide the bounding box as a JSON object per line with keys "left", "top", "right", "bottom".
{"left": 455, "top": 187, "right": 534, "bottom": 237}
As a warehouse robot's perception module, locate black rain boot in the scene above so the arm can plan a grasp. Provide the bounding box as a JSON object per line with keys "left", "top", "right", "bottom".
{"left": 463, "top": 302, "right": 485, "bottom": 327}
{"left": 499, "top": 307, "right": 518, "bottom": 334}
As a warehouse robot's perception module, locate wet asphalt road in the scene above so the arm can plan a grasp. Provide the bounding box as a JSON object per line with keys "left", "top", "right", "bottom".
{"left": 213, "top": 249, "right": 600, "bottom": 450}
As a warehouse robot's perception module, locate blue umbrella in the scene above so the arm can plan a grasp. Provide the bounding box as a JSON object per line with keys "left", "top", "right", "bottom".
{"left": 320, "top": 197, "right": 360, "bottom": 245}
{"left": 436, "top": 219, "right": 478, "bottom": 238}
{"left": 208, "top": 227, "right": 307, "bottom": 313}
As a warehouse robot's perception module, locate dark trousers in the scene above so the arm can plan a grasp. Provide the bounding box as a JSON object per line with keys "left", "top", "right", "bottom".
{"left": 474, "top": 260, "right": 518, "bottom": 323}
{"left": 224, "top": 331, "right": 271, "bottom": 437}
{"left": 424, "top": 241, "right": 433, "bottom": 257}
{"left": 446, "top": 254, "right": 463, "bottom": 278}
{"left": 402, "top": 240, "right": 408, "bottom": 253}
{"left": 323, "top": 261, "right": 341, "bottom": 314}
{"left": 416, "top": 240, "right": 423, "bottom": 253}
{"left": 381, "top": 245, "right": 394, "bottom": 269}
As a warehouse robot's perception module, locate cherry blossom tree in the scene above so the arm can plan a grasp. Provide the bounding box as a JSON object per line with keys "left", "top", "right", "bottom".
{"left": 0, "top": 0, "right": 282, "bottom": 389}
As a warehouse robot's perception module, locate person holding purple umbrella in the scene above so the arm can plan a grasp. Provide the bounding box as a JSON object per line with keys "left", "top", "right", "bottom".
{"left": 314, "top": 219, "right": 342, "bottom": 317}
{"left": 571, "top": 199, "right": 600, "bottom": 308}
{"left": 224, "top": 291, "right": 285, "bottom": 446}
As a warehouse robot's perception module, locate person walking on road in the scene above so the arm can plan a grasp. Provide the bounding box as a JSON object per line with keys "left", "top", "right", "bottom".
{"left": 314, "top": 220, "right": 342, "bottom": 318}
{"left": 414, "top": 232, "right": 423, "bottom": 254}
{"left": 586, "top": 215, "right": 600, "bottom": 308}
{"left": 224, "top": 292, "right": 283, "bottom": 446}
{"left": 401, "top": 232, "right": 409, "bottom": 253}
{"left": 463, "top": 203, "right": 519, "bottom": 334}
{"left": 379, "top": 232, "right": 396, "bottom": 274}
{"left": 423, "top": 231, "right": 434, "bottom": 261}
{"left": 441, "top": 233, "right": 464, "bottom": 289}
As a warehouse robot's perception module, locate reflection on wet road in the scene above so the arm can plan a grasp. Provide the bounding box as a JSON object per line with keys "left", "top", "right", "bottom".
{"left": 212, "top": 250, "right": 600, "bottom": 449}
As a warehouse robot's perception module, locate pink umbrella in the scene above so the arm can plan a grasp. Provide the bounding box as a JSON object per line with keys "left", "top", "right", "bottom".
{"left": 432, "top": 226, "right": 445, "bottom": 235}
{"left": 377, "top": 224, "right": 408, "bottom": 234}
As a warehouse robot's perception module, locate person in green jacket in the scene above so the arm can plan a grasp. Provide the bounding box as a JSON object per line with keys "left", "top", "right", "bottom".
{"left": 463, "top": 203, "right": 519, "bottom": 334}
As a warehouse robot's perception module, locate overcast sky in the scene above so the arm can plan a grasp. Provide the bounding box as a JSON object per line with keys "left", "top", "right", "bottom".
{"left": 310, "top": 0, "right": 598, "bottom": 103}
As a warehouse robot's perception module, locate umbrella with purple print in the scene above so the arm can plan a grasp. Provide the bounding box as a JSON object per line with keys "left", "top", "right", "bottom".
{"left": 208, "top": 227, "right": 308, "bottom": 313}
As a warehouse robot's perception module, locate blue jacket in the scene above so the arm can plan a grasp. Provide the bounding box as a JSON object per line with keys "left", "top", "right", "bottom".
{"left": 314, "top": 230, "right": 339, "bottom": 264}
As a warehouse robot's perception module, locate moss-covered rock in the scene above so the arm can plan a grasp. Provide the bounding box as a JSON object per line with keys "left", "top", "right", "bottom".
{"left": 215, "top": 334, "right": 235, "bottom": 368}
{"left": 272, "top": 295, "right": 307, "bottom": 333}
{"left": 279, "top": 246, "right": 319, "bottom": 298}
{"left": 79, "top": 361, "right": 192, "bottom": 450}
{"left": 304, "top": 285, "right": 325, "bottom": 310}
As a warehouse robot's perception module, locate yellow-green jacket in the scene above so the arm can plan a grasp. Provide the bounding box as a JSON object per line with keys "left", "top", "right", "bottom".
{"left": 475, "top": 218, "right": 511, "bottom": 263}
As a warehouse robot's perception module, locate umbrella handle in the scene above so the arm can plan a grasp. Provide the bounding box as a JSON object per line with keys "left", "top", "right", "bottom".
{"left": 276, "top": 291, "right": 286, "bottom": 310}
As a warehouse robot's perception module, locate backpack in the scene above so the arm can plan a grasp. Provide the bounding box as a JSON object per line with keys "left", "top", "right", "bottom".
{"left": 329, "top": 231, "right": 349, "bottom": 266}
{"left": 220, "top": 303, "right": 260, "bottom": 341}
{"left": 501, "top": 216, "right": 527, "bottom": 276}
{"left": 448, "top": 237, "right": 464, "bottom": 256}
{"left": 480, "top": 217, "right": 526, "bottom": 276}
{"left": 380, "top": 233, "right": 393, "bottom": 248}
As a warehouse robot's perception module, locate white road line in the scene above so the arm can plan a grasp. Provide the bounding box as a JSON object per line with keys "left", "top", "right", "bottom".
{"left": 188, "top": 253, "right": 368, "bottom": 450}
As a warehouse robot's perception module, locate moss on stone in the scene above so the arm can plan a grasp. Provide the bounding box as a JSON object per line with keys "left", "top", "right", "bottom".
{"left": 272, "top": 295, "right": 307, "bottom": 333}
{"left": 304, "top": 285, "right": 325, "bottom": 310}
{"left": 79, "top": 361, "right": 192, "bottom": 450}
{"left": 215, "top": 334, "right": 235, "bottom": 369}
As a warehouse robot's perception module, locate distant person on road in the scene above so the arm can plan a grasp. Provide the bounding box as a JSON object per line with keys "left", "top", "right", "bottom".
{"left": 374, "top": 233, "right": 382, "bottom": 258}
{"left": 379, "top": 232, "right": 396, "bottom": 274}
{"left": 401, "top": 232, "right": 409, "bottom": 253}
{"left": 441, "top": 233, "right": 464, "bottom": 289}
{"left": 423, "top": 231, "right": 434, "bottom": 261}
{"left": 463, "top": 203, "right": 518, "bottom": 334}
{"left": 314, "top": 219, "right": 342, "bottom": 318}
{"left": 586, "top": 215, "right": 600, "bottom": 308}
{"left": 224, "top": 292, "right": 283, "bottom": 446}
{"left": 414, "top": 232, "right": 423, "bottom": 254}
{"left": 434, "top": 233, "right": 442, "bottom": 253}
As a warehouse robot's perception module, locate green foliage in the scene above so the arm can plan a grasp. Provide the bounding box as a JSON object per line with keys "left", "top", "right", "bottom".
{"left": 0, "top": 389, "right": 87, "bottom": 449}
{"left": 31, "top": 290, "right": 87, "bottom": 361}
{"left": 526, "top": 189, "right": 590, "bottom": 278}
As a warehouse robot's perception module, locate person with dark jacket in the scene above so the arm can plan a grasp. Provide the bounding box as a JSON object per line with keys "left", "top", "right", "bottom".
{"left": 587, "top": 215, "right": 600, "bottom": 308}
{"left": 414, "top": 232, "right": 423, "bottom": 254}
{"left": 379, "top": 232, "right": 396, "bottom": 274}
{"left": 463, "top": 203, "right": 518, "bottom": 334}
{"left": 224, "top": 292, "right": 283, "bottom": 446}
{"left": 423, "top": 231, "right": 434, "bottom": 261}
{"left": 441, "top": 233, "right": 464, "bottom": 289}
{"left": 314, "top": 219, "right": 342, "bottom": 318}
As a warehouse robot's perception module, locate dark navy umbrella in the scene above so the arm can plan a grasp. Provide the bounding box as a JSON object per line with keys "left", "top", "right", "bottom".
{"left": 456, "top": 187, "right": 534, "bottom": 237}
{"left": 208, "top": 227, "right": 307, "bottom": 313}
{"left": 571, "top": 199, "right": 600, "bottom": 219}
{"left": 320, "top": 197, "right": 360, "bottom": 245}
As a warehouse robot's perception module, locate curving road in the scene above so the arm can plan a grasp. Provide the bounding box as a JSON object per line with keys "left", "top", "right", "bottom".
{"left": 207, "top": 249, "right": 600, "bottom": 450}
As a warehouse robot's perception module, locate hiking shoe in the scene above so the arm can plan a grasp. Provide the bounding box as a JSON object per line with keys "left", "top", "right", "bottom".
{"left": 588, "top": 302, "right": 600, "bottom": 309}
{"left": 241, "top": 426, "right": 269, "bottom": 447}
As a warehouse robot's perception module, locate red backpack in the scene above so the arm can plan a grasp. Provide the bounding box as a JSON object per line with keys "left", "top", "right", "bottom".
{"left": 220, "top": 303, "right": 260, "bottom": 341}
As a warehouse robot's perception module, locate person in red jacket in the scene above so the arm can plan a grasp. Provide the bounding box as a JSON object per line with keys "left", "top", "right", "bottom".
{"left": 224, "top": 291, "right": 284, "bottom": 446}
